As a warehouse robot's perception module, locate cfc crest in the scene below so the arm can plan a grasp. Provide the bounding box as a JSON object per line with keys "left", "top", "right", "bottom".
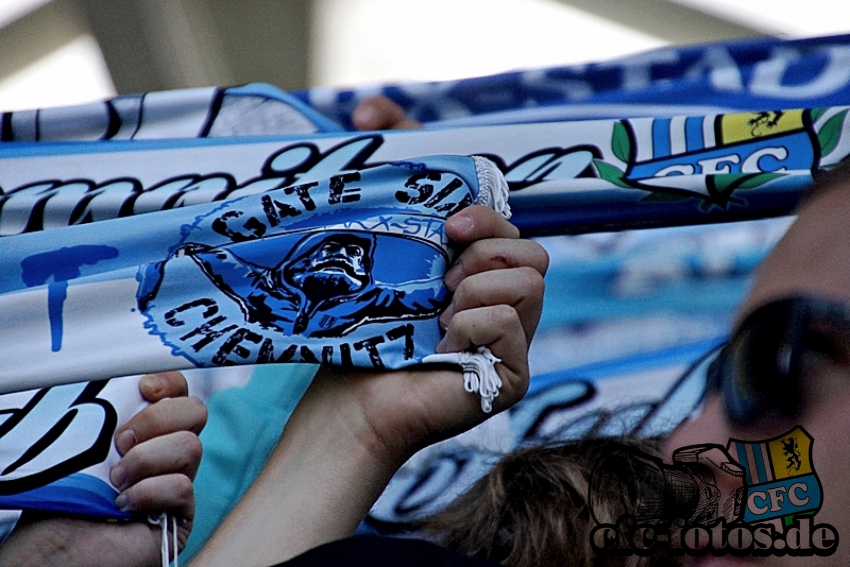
{"left": 728, "top": 426, "right": 823, "bottom": 525}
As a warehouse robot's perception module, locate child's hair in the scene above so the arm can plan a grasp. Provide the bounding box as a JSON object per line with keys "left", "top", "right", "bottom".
{"left": 423, "top": 438, "right": 686, "bottom": 567}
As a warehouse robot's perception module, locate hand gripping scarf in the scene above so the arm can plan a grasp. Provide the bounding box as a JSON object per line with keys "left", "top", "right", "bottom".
{"left": 0, "top": 153, "right": 509, "bottom": 394}
{"left": 0, "top": 375, "right": 146, "bottom": 518}
{"left": 0, "top": 154, "right": 508, "bottom": 524}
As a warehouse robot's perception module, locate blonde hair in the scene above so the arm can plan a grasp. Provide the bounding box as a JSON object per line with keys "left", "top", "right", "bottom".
{"left": 424, "top": 438, "right": 685, "bottom": 567}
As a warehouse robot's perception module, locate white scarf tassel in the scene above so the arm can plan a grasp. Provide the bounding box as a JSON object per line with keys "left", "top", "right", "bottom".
{"left": 148, "top": 513, "right": 179, "bottom": 567}
{"left": 423, "top": 346, "right": 502, "bottom": 413}
{"left": 471, "top": 155, "right": 512, "bottom": 220}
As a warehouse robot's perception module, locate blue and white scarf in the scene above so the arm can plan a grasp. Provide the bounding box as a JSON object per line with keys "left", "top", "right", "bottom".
{"left": 4, "top": 32, "right": 850, "bottom": 523}
{"left": 0, "top": 155, "right": 509, "bottom": 393}
{"left": 0, "top": 154, "right": 508, "bottom": 522}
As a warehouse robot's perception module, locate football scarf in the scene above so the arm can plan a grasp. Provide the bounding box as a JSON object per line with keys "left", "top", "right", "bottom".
{"left": 2, "top": 98, "right": 848, "bottom": 239}
{"left": 0, "top": 155, "right": 509, "bottom": 396}
{"left": 302, "top": 33, "right": 850, "bottom": 128}
{"left": 0, "top": 154, "right": 508, "bottom": 522}
{"left": 4, "top": 32, "right": 850, "bottom": 526}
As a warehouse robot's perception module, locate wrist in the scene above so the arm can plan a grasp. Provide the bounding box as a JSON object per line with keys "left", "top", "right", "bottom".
{"left": 310, "top": 364, "right": 490, "bottom": 466}
{"left": 304, "top": 367, "right": 419, "bottom": 469}
{"left": 193, "top": 368, "right": 413, "bottom": 567}
{"left": 0, "top": 515, "right": 78, "bottom": 567}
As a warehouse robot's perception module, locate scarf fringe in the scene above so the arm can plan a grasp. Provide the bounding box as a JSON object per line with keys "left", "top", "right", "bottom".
{"left": 423, "top": 346, "right": 502, "bottom": 413}
{"left": 471, "top": 156, "right": 511, "bottom": 220}
{"left": 148, "top": 513, "right": 179, "bottom": 567}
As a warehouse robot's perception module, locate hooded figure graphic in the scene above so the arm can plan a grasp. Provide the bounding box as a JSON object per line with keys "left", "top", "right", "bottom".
{"left": 177, "top": 230, "right": 448, "bottom": 338}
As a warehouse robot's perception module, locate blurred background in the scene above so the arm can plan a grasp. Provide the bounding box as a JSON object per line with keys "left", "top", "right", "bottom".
{"left": 1, "top": 0, "right": 846, "bottom": 112}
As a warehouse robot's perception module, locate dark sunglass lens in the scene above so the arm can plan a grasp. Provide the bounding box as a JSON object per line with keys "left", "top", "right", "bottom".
{"left": 721, "top": 300, "right": 803, "bottom": 424}
{"left": 723, "top": 334, "right": 769, "bottom": 423}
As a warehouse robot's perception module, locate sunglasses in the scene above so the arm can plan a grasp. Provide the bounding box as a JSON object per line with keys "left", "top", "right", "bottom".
{"left": 707, "top": 296, "right": 850, "bottom": 424}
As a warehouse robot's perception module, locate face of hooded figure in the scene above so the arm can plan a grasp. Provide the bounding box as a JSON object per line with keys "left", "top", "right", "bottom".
{"left": 282, "top": 233, "right": 374, "bottom": 300}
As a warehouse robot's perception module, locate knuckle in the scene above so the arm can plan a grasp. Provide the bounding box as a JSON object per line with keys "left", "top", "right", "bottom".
{"left": 176, "top": 431, "right": 204, "bottom": 464}
{"left": 446, "top": 306, "right": 473, "bottom": 329}
{"left": 493, "top": 371, "right": 529, "bottom": 413}
{"left": 503, "top": 366, "right": 529, "bottom": 395}
{"left": 506, "top": 240, "right": 548, "bottom": 272}
{"left": 487, "top": 241, "right": 539, "bottom": 271}
{"left": 452, "top": 277, "right": 473, "bottom": 305}
{"left": 445, "top": 307, "right": 479, "bottom": 336}
{"left": 518, "top": 266, "right": 545, "bottom": 296}
{"left": 186, "top": 396, "right": 209, "bottom": 430}
{"left": 530, "top": 242, "right": 550, "bottom": 274}
{"left": 461, "top": 239, "right": 487, "bottom": 264}
{"left": 489, "top": 303, "right": 520, "bottom": 327}
{"left": 480, "top": 241, "right": 518, "bottom": 268}
{"left": 172, "top": 474, "right": 194, "bottom": 504}
{"left": 186, "top": 435, "right": 204, "bottom": 464}
{"left": 533, "top": 250, "right": 549, "bottom": 277}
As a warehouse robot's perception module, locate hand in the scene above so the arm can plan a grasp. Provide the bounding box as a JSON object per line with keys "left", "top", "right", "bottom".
{"left": 190, "top": 207, "right": 547, "bottom": 567}
{"left": 351, "top": 96, "right": 422, "bottom": 131}
{"left": 310, "top": 205, "right": 548, "bottom": 463}
{"left": 0, "top": 372, "right": 207, "bottom": 567}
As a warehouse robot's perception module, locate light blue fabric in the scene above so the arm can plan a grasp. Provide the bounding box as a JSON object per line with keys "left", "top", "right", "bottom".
{"left": 180, "top": 363, "right": 317, "bottom": 564}
{"left": 0, "top": 156, "right": 492, "bottom": 391}
{"left": 299, "top": 34, "right": 850, "bottom": 128}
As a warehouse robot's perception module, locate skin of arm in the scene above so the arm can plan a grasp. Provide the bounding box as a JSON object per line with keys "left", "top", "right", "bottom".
{"left": 0, "top": 372, "right": 207, "bottom": 567}
{"left": 191, "top": 206, "right": 548, "bottom": 567}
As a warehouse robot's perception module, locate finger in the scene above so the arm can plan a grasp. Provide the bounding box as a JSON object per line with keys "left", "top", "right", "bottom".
{"left": 138, "top": 371, "right": 188, "bottom": 402}
{"left": 445, "top": 205, "right": 520, "bottom": 244}
{"left": 435, "top": 304, "right": 530, "bottom": 411}
{"left": 111, "top": 430, "right": 203, "bottom": 492}
{"left": 114, "top": 473, "right": 195, "bottom": 520}
{"left": 352, "top": 96, "right": 420, "bottom": 131}
{"left": 440, "top": 266, "right": 545, "bottom": 344}
{"left": 392, "top": 118, "right": 425, "bottom": 130}
{"left": 115, "top": 396, "right": 207, "bottom": 454}
{"left": 444, "top": 238, "right": 549, "bottom": 291}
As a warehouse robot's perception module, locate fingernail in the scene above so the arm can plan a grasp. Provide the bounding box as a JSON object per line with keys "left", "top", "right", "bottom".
{"left": 444, "top": 264, "right": 463, "bottom": 290}
{"left": 115, "top": 492, "right": 132, "bottom": 512}
{"left": 116, "top": 429, "right": 136, "bottom": 453}
{"left": 111, "top": 465, "right": 127, "bottom": 491}
{"left": 435, "top": 338, "right": 447, "bottom": 353}
{"left": 439, "top": 304, "right": 454, "bottom": 330}
{"left": 450, "top": 212, "right": 474, "bottom": 235}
